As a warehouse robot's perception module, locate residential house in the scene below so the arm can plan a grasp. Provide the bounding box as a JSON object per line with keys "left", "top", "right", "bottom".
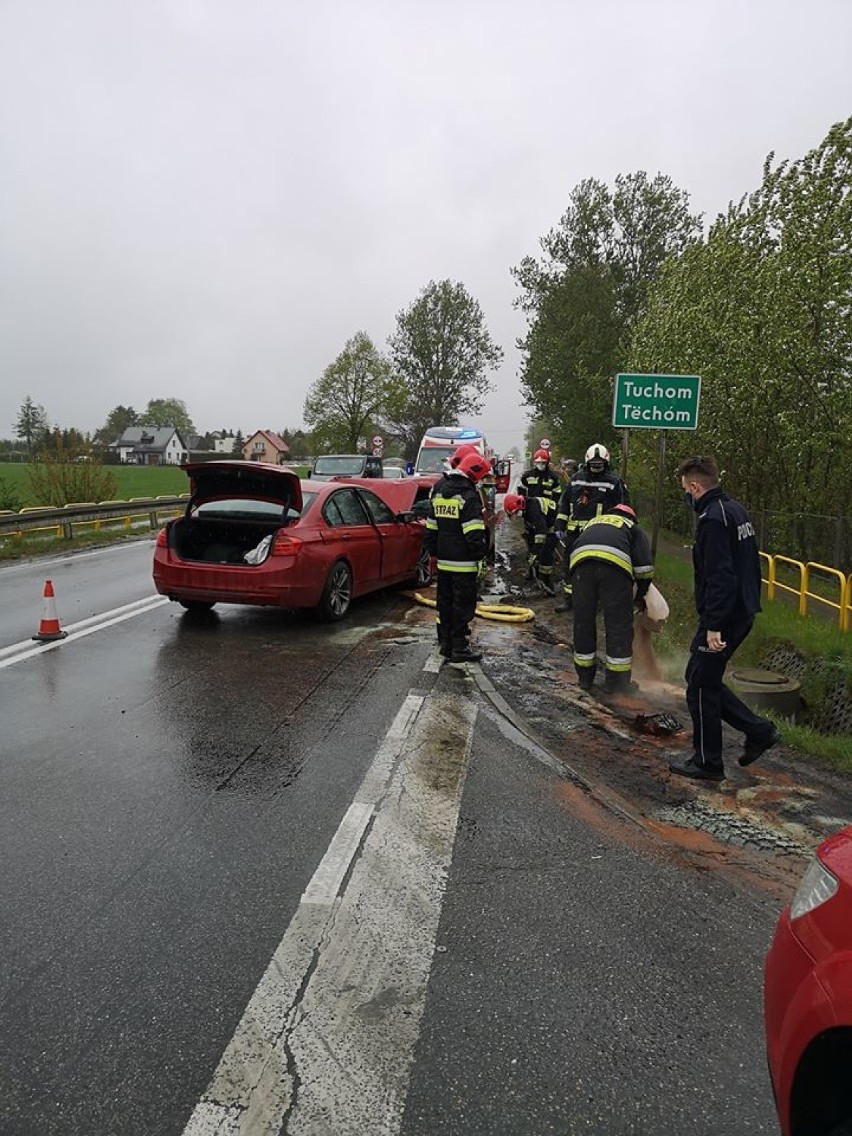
{"left": 241, "top": 430, "right": 290, "bottom": 464}
{"left": 109, "top": 427, "right": 187, "bottom": 466}
{"left": 211, "top": 431, "right": 237, "bottom": 454}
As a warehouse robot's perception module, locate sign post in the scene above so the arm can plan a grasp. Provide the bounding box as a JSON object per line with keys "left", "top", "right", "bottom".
{"left": 371, "top": 434, "right": 384, "bottom": 458}
{"left": 611, "top": 373, "right": 701, "bottom": 557}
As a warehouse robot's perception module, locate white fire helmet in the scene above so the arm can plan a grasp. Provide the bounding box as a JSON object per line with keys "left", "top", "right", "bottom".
{"left": 585, "top": 443, "right": 610, "bottom": 466}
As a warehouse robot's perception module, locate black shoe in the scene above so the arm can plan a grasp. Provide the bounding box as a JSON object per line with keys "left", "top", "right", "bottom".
{"left": 577, "top": 675, "right": 595, "bottom": 691}
{"left": 554, "top": 599, "right": 573, "bottom": 613}
{"left": 438, "top": 643, "right": 452, "bottom": 658}
{"left": 669, "top": 756, "right": 726, "bottom": 782}
{"left": 450, "top": 648, "right": 482, "bottom": 664}
{"left": 739, "top": 726, "right": 780, "bottom": 767}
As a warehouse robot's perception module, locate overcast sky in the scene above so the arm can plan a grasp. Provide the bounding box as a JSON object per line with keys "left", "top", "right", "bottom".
{"left": 1, "top": 0, "right": 850, "bottom": 457}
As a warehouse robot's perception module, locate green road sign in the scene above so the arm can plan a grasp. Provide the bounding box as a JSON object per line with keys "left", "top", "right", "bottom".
{"left": 612, "top": 373, "right": 701, "bottom": 430}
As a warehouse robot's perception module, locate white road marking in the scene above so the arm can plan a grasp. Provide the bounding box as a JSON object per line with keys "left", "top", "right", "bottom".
{"left": 422, "top": 652, "right": 442, "bottom": 673}
{"left": 0, "top": 596, "right": 168, "bottom": 668}
{"left": 183, "top": 688, "right": 477, "bottom": 1136}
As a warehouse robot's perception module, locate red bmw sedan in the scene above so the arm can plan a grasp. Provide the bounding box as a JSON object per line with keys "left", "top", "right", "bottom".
{"left": 764, "top": 826, "right": 852, "bottom": 1136}
{"left": 153, "top": 462, "right": 432, "bottom": 620}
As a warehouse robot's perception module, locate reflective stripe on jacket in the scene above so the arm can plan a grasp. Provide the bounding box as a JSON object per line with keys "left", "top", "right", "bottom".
{"left": 424, "top": 473, "right": 487, "bottom": 572}
{"left": 519, "top": 467, "right": 560, "bottom": 503}
{"left": 569, "top": 513, "right": 654, "bottom": 583}
{"left": 555, "top": 466, "right": 630, "bottom": 532}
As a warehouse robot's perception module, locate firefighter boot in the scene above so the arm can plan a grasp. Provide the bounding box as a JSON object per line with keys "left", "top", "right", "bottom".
{"left": 577, "top": 668, "right": 595, "bottom": 691}
{"left": 604, "top": 671, "right": 639, "bottom": 695}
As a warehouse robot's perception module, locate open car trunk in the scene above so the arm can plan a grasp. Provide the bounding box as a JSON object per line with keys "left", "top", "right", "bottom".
{"left": 169, "top": 517, "right": 282, "bottom": 565}
{"left": 170, "top": 461, "right": 304, "bottom": 565}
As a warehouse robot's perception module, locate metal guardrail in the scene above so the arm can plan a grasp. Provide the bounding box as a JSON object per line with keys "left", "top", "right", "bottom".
{"left": 759, "top": 551, "right": 852, "bottom": 634}
{"left": 0, "top": 496, "right": 189, "bottom": 541}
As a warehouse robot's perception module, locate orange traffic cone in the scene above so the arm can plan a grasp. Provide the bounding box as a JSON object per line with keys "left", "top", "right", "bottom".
{"left": 32, "top": 579, "right": 68, "bottom": 642}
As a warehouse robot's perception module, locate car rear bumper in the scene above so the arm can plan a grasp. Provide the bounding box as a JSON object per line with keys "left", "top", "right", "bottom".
{"left": 153, "top": 557, "right": 321, "bottom": 608}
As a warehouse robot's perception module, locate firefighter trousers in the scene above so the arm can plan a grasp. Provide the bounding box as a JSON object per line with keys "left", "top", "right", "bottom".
{"left": 572, "top": 560, "right": 634, "bottom": 686}
{"left": 436, "top": 570, "right": 479, "bottom": 653}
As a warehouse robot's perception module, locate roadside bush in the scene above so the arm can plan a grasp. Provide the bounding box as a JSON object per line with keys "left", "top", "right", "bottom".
{"left": 0, "top": 477, "right": 23, "bottom": 511}
{"left": 28, "top": 441, "right": 117, "bottom": 506}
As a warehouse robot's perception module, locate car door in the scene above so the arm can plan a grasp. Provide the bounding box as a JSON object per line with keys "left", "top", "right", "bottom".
{"left": 321, "top": 488, "right": 382, "bottom": 592}
{"left": 357, "top": 488, "right": 421, "bottom": 583}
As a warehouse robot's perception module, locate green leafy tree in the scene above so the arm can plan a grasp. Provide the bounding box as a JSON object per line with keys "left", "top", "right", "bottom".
{"left": 15, "top": 396, "right": 49, "bottom": 455}
{"left": 278, "top": 427, "right": 310, "bottom": 460}
{"left": 628, "top": 118, "right": 852, "bottom": 562}
{"left": 232, "top": 429, "right": 244, "bottom": 455}
{"left": 95, "top": 405, "right": 138, "bottom": 445}
{"left": 303, "top": 332, "right": 396, "bottom": 452}
{"left": 386, "top": 280, "right": 503, "bottom": 457}
{"left": 141, "top": 398, "right": 195, "bottom": 435}
{"left": 513, "top": 172, "right": 701, "bottom": 452}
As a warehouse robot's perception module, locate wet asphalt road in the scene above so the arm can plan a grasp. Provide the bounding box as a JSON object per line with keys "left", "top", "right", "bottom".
{"left": 0, "top": 542, "right": 785, "bottom": 1134}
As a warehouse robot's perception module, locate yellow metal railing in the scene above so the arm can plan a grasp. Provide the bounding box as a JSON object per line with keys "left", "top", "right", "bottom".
{"left": 760, "top": 552, "right": 850, "bottom": 633}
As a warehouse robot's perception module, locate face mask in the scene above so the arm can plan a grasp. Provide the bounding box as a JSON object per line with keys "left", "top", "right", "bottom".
{"left": 534, "top": 462, "right": 545, "bottom": 471}
{"left": 683, "top": 491, "right": 694, "bottom": 508}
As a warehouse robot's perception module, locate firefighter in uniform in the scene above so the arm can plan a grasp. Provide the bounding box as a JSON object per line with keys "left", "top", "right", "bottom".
{"left": 569, "top": 503, "right": 653, "bottom": 693}
{"left": 559, "top": 457, "right": 578, "bottom": 484}
{"left": 503, "top": 492, "right": 558, "bottom": 595}
{"left": 518, "top": 448, "right": 560, "bottom": 505}
{"left": 424, "top": 451, "right": 491, "bottom": 663}
{"left": 553, "top": 442, "right": 630, "bottom": 612}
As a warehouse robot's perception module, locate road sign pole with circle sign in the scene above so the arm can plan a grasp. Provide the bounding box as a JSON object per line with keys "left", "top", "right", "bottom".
{"left": 371, "top": 434, "right": 384, "bottom": 457}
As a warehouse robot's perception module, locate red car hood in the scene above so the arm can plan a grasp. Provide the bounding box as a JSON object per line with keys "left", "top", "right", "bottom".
{"left": 332, "top": 476, "right": 435, "bottom": 513}
{"left": 183, "top": 461, "right": 303, "bottom": 512}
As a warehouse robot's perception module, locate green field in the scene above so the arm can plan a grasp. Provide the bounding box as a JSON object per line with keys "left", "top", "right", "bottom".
{"left": 0, "top": 462, "right": 188, "bottom": 508}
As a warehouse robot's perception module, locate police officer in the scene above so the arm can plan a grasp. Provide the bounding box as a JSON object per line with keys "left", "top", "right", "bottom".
{"left": 669, "top": 456, "right": 779, "bottom": 782}
{"left": 553, "top": 443, "right": 630, "bottom": 612}
{"left": 424, "top": 451, "right": 491, "bottom": 664}
{"left": 518, "top": 448, "right": 560, "bottom": 504}
{"left": 569, "top": 503, "right": 653, "bottom": 693}
{"left": 503, "top": 492, "right": 558, "bottom": 595}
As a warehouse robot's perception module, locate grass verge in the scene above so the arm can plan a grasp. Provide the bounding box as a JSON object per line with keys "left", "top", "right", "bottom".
{"left": 652, "top": 549, "right": 852, "bottom": 770}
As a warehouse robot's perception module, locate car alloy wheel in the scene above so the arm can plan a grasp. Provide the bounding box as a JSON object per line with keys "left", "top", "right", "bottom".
{"left": 319, "top": 560, "right": 352, "bottom": 621}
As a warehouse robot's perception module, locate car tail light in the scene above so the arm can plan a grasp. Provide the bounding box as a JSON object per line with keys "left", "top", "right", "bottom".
{"left": 156, "top": 528, "right": 168, "bottom": 547}
{"left": 790, "top": 856, "right": 839, "bottom": 921}
{"left": 272, "top": 532, "right": 304, "bottom": 557}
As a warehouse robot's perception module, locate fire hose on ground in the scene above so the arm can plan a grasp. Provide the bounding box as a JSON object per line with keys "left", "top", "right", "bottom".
{"left": 409, "top": 591, "right": 535, "bottom": 623}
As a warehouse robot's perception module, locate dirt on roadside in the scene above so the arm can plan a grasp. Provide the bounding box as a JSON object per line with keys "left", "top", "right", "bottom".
{"left": 402, "top": 514, "right": 852, "bottom": 902}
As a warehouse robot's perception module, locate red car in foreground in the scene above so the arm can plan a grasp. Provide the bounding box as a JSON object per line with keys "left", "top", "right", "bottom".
{"left": 153, "top": 462, "right": 433, "bottom": 620}
{"left": 764, "top": 826, "right": 852, "bottom": 1136}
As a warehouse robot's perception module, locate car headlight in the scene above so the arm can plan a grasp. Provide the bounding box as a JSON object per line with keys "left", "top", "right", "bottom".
{"left": 790, "top": 856, "right": 839, "bottom": 921}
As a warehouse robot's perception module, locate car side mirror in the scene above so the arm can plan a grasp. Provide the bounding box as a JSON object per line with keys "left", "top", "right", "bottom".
{"left": 395, "top": 511, "right": 415, "bottom": 523}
